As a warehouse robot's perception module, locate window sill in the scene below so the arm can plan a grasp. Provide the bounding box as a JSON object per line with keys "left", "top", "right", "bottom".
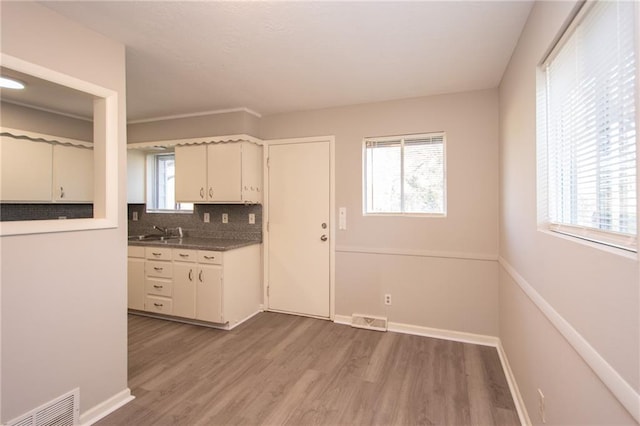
{"left": 364, "top": 212, "right": 447, "bottom": 218}
{"left": 537, "top": 227, "right": 638, "bottom": 261}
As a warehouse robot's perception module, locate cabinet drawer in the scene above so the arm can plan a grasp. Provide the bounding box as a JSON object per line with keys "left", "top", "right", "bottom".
{"left": 145, "top": 278, "right": 173, "bottom": 297}
{"left": 145, "top": 247, "right": 172, "bottom": 260}
{"left": 146, "top": 296, "right": 172, "bottom": 314}
{"left": 145, "top": 261, "right": 173, "bottom": 279}
{"left": 128, "top": 246, "right": 145, "bottom": 258}
{"left": 198, "top": 250, "right": 222, "bottom": 265}
{"left": 173, "top": 249, "right": 197, "bottom": 262}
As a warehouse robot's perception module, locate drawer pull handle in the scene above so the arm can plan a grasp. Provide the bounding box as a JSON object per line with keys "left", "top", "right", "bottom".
{"left": 209, "top": 187, "right": 213, "bottom": 198}
{"left": 153, "top": 285, "right": 163, "bottom": 289}
{"left": 154, "top": 267, "right": 163, "bottom": 272}
{"left": 154, "top": 303, "right": 163, "bottom": 307}
{"left": 199, "top": 270, "right": 203, "bottom": 282}
{"left": 179, "top": 253, "right": 189, "bottom": 257}
{"left": 200, "top": 187, "right": 205, "bottom": 199}
{"left": 204, "top": 255, "right": 215, "bottom": 260}
{"left": 152, "top": 252, "right": 162, "bottom": 256}
{"left": 188, "top": 269, "right": 193, "bottom": 281}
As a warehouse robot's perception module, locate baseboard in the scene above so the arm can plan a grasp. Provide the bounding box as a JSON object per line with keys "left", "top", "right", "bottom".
{"left": 79, "top": 388, "right": 134, "bottom": 425}
{"left": 499, "top": 257, "right": 640, "bottom": 424}
{"left": 333, "top": 314, "right": 351, "bottom": 326}
{"left": 387, "top": 320, "right": 500, "bottom": 347}
{"left": 496, "top": 342, "right": 532, "bottom": 426}
{"left": 333, "top": 314, "right": 529, "bottom": 425}
{"left": 226, "top": 309, "right": 262, "bottom": 330}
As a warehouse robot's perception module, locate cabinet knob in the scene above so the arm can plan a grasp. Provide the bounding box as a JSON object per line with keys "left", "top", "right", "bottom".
{"left": 200, "top": 187, "right": 205, "bottom": 199}
{"left": 320, "top": 234, "right": 328, "bottom": 242}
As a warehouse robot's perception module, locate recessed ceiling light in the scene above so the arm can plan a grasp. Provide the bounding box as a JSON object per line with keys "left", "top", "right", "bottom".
{"left": 0, "top": 76, "right": 25, "bottom": 90}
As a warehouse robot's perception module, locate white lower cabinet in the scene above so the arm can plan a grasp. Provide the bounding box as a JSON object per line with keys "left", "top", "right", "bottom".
{"left": 127, "top": 246, "right": 145, "bottom": 310}
{"left": 196, "top": 264, "right": 223, "bottom": 323}
{"left": 128, "top": 244, "right": 260, "bottom": 328}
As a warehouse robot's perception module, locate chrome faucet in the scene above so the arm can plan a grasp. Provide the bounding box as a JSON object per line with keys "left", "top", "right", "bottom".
{"left": 153, "top": 225, "right": 168, "bottom": 235}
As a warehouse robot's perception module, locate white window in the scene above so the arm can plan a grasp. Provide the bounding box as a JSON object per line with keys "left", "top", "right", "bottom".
{"left": 364, "top": 132, "right": 446, "bottom": 215}
{"left": 147, "top": 152, "right": 193, "bottom": 212}
{"left": 538, "top": 0, "right": 637, "bottom": 251}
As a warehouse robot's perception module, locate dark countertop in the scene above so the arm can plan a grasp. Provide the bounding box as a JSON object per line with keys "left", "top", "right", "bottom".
{"left": 128, "top": 236, "right": 261, "bottom": 251}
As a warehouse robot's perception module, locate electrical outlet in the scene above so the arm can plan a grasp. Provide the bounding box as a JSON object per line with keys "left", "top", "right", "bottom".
{"left": 222, "top": 213, "right": 229, "bottom": 224}
{"left": 204, "top": 212, "right": 210, "bottom": 223}
{"left": 249, "top": 213, "right": 255, "bottom": 224}
{"left": 538, "top": 388, "right": 546, "bottom": 423}
{"left": 132, "top": 211, "right": 138, "bottom": 221}
{"left": 384, "top": 294, "right": 392, "bottom": 305}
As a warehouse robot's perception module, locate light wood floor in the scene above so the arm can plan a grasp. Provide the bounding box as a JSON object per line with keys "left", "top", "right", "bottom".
{"left": 96, "top": 313, "right": 520, "bottom": 425}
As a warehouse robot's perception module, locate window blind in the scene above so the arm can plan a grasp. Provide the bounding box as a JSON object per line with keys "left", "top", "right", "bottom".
{"left": 542, "top": 0, "right": 637, "bottom": 250}
{"left": 364, "top": 133, "right": 445, "bottom": 215}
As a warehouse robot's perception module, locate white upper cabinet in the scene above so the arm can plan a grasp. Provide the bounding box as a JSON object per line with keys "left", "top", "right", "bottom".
{"left": 52, "top": 144, "right": 93, "bottom": 202}
{"left": 0, "top": 135, "right": 53, "bottom": 202}
{"left": 127, "top": 149, "right": 146, "bottom": 204}
{"left": 175, "top": 141, "right": 262, "bottom": 204}
{"left": 175, "top": 144, "right": 208, "bottom": 202}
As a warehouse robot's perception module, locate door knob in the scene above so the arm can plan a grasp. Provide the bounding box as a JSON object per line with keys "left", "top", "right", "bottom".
{"left": 320, "top": 234, "right": 328, "bottom": 241}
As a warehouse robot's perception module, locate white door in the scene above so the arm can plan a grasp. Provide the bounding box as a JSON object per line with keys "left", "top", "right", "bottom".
{"left": 268, "top": 140, "right": 331, "bottom": 318}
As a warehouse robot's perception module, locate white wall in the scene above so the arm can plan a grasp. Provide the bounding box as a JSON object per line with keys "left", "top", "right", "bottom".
{"left": 262, "top": 90, "right": 500, "bottom": 336}
{"left": 1, "top": 101, "right": 93, "bottom": 141}
{"left": 127, "top": 109, "right": 260, "bottom": 143}
{"left": 0, "top": 2, "right": 128, "bottom": 423}
{"left": 499, "top": 1, "right": 639, "bottom": 423}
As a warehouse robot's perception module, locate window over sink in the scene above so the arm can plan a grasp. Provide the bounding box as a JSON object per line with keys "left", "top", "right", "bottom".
{"left": 146, "top": 151, "right": 193, "bottom": 213}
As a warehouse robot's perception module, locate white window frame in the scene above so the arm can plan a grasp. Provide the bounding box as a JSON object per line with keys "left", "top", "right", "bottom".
{"left": 146, "top": 151, "right": 193, "bottom": 213}
{"left": 363, "top": 132, "right": 447, "bottom": 217}
{"left": 536, "top": 0, "right": 639, "bottom": 253}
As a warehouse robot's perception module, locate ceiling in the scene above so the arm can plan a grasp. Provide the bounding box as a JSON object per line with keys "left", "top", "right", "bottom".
{"left": 36, "top": 1, "right": 533, "bottom": 122}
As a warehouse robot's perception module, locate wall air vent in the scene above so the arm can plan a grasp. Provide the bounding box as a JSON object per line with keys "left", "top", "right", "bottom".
{"left": 351, "top": 313, "right": 388, "bottom": 332}
{"left": 7, "top": 388, "right": 79, "bottom": 426}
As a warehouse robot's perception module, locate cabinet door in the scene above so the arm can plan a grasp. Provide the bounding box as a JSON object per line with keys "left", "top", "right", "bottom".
{"left": 52, "top": 144, "right": 93, "bottom": 202}
{"left": 196, "top": 264, "right": 223, "bottom": 323}
{"left": 207, "top": 143, "right": 241, "bottom": 202}
{"left": 0, "top": 136, "right": 53, "bottom": 201}
{"left": 127, "top": 149, "right": 146, "bottom": 203}
{"left": 175, "top": 144, "right": 207, "bottom": 202}
{"left": 241, "top": 142, "right": 263, "bottom": 203}
{"left": 173, "top": 263, "right": 196, "bottom": 319}
{"left": 127, "top": 257, "right": 145, "bottom": 310}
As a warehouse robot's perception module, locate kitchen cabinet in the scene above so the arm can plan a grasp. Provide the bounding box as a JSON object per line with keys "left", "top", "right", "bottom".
{"left": 175, "top": 141, "right": 262, "bottom": 204}
{"left": 127, "top": 243, "right": 261, "bottom": 329}
{"left": 172, "top": 249, "right": 197, "bottom": 318}
{"left": 144, "top": 247, "right": 173, "bottom": 315}
{"left": 1, "top": 134, "right": 93, "bottom": 203}
{"left": 127, "top": 149, "right": 146, "bottom": 203}
{"left": 175, "top": 144, "right": 208, "bottom": 202}
{"left": 0, "top": 135, "right": 53, "bottom": 202}
{"left": 127, "top": 246, "right": 145, "bottom": 310}
{"left": 196, "top": 264, "right": 223, "bottom": 323}
{"left": 52, "top": 144, "right": 93, "bottom": 202}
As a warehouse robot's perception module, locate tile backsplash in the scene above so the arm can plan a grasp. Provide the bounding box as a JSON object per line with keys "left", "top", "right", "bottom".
{"left": 128, "top": 204, "right": 262, "bottom": 241}
{"left": 0, "top": 203, "right": 93, "bottom": 221}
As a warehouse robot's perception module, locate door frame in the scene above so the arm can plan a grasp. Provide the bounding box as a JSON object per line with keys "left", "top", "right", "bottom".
{"left": 263, "top": 135, "right": 336, "bottom": 320}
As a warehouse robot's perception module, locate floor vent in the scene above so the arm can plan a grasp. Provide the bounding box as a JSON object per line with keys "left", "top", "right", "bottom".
{"left": 7, "top": 388, "right": 79, "bottom": 426}
{"left": 351, "top": 314, "right": 388, "bottom": 331}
